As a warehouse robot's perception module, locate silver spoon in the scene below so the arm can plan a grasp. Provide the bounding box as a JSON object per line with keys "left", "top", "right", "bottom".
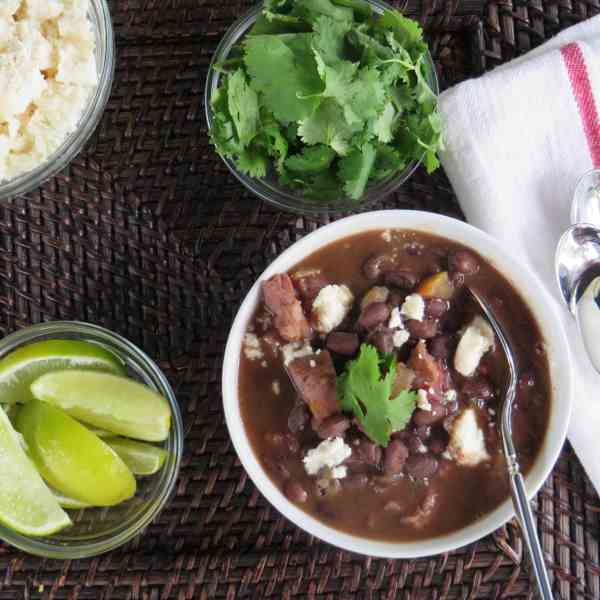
{"left": 468, "top": 288, "right": 554, "bottom": 600}
{"left": 555, "top": 169, "right": 600, "bottom": 373}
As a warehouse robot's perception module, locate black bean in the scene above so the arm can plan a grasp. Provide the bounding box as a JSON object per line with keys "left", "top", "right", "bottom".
{"left": 384, "top": 269, "right": 418, "bottom": 290}
{"left": 368, "top": 329, "right": 395, "bottom": 354}
{"left": 363, "top": 253, "right": 394, "bottom": 280}
{"left": 326, "top": 331, "right": 359, "bottom": 356}
{"left": 429, "top": 438, "right": 447, "bottom": 455}
{"left": 413, "top": 400, "right": 447, "bottom": 426}
{"left": 265, "top": 432, "right": 299, "bottom": 453}
{"left": 425, "top": 298, "right": 449, "bottom": 318}
{"left": 384, "top": 440, "right": 409, "bottom": 475}
{"left": 405, "top": 455, "right": 439, "bottom": 480}
{"left": 316, "top": 414, "right": 351, "bottom": 439}
{"left": 346, "top": 438, "right": 382, "bottom": 469}
{"left": 448, "top": 250, "right": 479, "bottom": 275}
{"left": 288, "top": 403, "right": 309, "bottom": 434}
{"left": 429, "top": 335, "right": 454, "bottom": 360}
{"left": 359, "top": 302, "right": 390, "bottom": 330}
{"left": 405, "top": 242, "right": 424, "bottom": 256}
{"left": 405, "top": 318, "right": 439, "bottom": 339}
{"left": 461, "top": 378, "right": 494, "bottom": 400}
{"left": 284, "top": 480, "right": 308, "bottom": 503}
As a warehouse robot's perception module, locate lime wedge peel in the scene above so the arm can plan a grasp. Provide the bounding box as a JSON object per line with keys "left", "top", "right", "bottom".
{"left": 0, "top": 408, "right": 71, "bottom": 537}
{"left": 31, "top": 370, "right": 172, "bottom": 442}
{"left": 0, "top": 340, "right": 125, "bottom": 405}
{"left": 106, "top": 437, "right": 167, "bottom": 476}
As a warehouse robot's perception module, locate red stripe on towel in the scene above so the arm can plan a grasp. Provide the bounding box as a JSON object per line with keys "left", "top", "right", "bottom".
{"left": 561, "top": 42, "right": 600, "bottom": 168}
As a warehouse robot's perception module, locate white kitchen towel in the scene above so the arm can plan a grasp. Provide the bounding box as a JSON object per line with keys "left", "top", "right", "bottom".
{"left": 439, "top": 16, "right": 600, "bottom": 491}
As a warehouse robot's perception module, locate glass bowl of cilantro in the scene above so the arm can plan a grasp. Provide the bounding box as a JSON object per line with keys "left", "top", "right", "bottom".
{"left": 205, "top": 0, "right": 442, "bottom": 213}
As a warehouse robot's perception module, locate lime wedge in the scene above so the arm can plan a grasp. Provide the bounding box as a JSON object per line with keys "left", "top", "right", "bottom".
{"left": 106, "top": 437, "right": 167, "bottom": 475}
{"left": 51, "top": 490, "right": 93, "bottom": 510}
{"left": 0, "top": 340, "right": 124, "bottom": 405}
{"left": 31, "top": 371, "right": 172, "bottom": 442}
{"left": 87, "top": 427, "right": 113, "bottom": 438}
{"left": 0, "top": 408, "right": 71, "bottom": 536}
{"left": 17, "top": 401, "right": 137, "bottom": 507}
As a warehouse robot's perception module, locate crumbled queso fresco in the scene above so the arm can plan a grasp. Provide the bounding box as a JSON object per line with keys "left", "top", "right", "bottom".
{"left": 0, "top": 0, "right": 98, "bottom": 181}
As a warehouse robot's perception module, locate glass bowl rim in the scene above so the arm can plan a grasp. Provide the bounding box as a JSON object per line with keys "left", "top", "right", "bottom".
{"left": 204, "top": 0, "right": 440, "bottom": 215}
{"left": 0, "top": 321, "right": 183, "bottom": 559}
{"left": 0, "top": 0, "right": 116, "bottom": 200}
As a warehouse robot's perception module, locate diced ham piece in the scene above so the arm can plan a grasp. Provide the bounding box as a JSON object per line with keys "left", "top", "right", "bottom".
{"left": 262, "top": 274, "right": 311, "bottom": 342}
{"left": 286, "top": 350, "right": 339, "bottom": 421}
{"left": 291, "top": 269, "right": 329, "bottom": 309}
{"left": 408, "top": 340, "right": 443, "bottom": 389}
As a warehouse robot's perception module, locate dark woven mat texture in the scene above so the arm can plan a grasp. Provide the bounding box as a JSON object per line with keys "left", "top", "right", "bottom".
{"left": 0, "top": 0, "right": 599, "bottom": 598}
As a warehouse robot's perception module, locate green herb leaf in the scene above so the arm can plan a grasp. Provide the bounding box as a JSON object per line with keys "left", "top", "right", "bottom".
{"left": 244, "top": 34, "right": 323, "bottom": 123}
{"left": 285, "top": 145, "right": 336, "bottom": 173}
{"left": 337, "top": 344, "right": 417, "bottom": 447}
{"left": 227, "top": 69, "right": 260, "bottom": 147}
{"left": 338, "top": 142, "right": 376, "bottom": 199}
{"left": 293, "top": 0, "right": 354, "bottom": 24}
{"left": 298, "top": 99, "right": 357, "bottom": 155}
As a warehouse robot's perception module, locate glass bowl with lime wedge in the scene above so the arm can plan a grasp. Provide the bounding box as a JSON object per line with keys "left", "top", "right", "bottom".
{"left": 0, "top": 322, "right": 183, "bottom": 558}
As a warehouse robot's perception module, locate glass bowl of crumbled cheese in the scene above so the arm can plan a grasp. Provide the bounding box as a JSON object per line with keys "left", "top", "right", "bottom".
{"left": 0, "top": 0, "right": 115, "bottom": 199}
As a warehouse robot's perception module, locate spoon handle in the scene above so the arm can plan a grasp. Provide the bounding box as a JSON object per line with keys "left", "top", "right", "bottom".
{"left": 508, "top": 465, "right": 554, "bottom": 599}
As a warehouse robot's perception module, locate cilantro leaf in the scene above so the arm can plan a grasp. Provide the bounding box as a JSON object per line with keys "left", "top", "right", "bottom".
{"left": 298, "top": 99, "right": 357, "bottom": 155}
{"left": 337, "top": 344, "right": 417, "bottom": 446}
{"left": 285, "top": 145, "right": 336, "bottom": 173}
{"left": 293, "top": 0, "right": 354, "bottom": 23}
{"left": 378, "top": 10, "right": 424, "bottom": 51}
{"left": 338, "top": 142, "right": 376, "bottom": 199}
{"left": 312, "top": 16, "right": 350, "bottom": 71}
{"left": 227, "top": 69, "right": 259, "bottom": 147}
{"left": 244, "top": 34, "right": 323, "bottom": 123}
{"left": 237, "top": 147, "right": 269, "bottom": 177}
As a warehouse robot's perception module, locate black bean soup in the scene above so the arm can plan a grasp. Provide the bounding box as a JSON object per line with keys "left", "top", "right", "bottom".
{"left": 239, "top": 229, "right": 550, "bottom": 541}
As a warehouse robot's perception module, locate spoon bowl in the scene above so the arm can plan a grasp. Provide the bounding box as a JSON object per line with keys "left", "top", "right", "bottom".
{"left": 555, "top": 224, "right": 600, "bottom": 314}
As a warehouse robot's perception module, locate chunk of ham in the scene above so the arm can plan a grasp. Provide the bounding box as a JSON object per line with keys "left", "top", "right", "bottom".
{"left": 291, "top": 269, "right": 329, "bottom": 309}
{"left": 286, "top": 350, "right": 339, "bottom": 421}
{"left": 262, "top": 274, "right": 311, "bottom": 342}
{"left": 408, "top": 340, "right": 443, "bottom": 389}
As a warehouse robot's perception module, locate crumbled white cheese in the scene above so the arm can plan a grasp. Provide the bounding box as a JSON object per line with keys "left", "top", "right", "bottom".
{"left": 400, "top": 293, "right": 425, "bottom": 321}
{"left": 0, "top": 0, "right": 98, "bottom": 182}
{"left": 448, "top": 408, "right": 490, "bottom": 466}
{"left": 360, "top": 286, "right": 389, "bottom": 310}
{"left": 281, "top": 341, "right": 313, "bottom": 366}
{"left": 331, "top": 465, "right": 347, "bottom": 479}
{"left": 381, "top": 229, "right": 392, "bottom": 242}
{"left": 243, "top": 333, "right": 263, "bottom": 361}
{"left": 417, "top": 389, "right": 432, "bottom": 411}
{"left": 311, "top": 284, "right": 354, "bottom": 334}
{"left": 309, "top": 359, "right": 316, "bottom": 368}
{"left": 261, "top": 360, "right": 267, "bottom": 368}
{"left": 303, "top": 437, "right": 352, "bottom": 476}
{"left": 442, "top": 450, "right": 452, "bottom": 460}
{"left": 271, "top": 380, "right": 280, "bottom": 396}
{"left": 392, "top": 329, "right": 409, "bottom": 348}
{"left": 388, "top": 306, "right": 403, "bottom": 330}
{"left": 454, "top": 316, "right": 495, "bottom": 377}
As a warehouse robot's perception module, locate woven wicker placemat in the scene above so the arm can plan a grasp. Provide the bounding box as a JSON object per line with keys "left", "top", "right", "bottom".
{"left": 0, "top": 0, "right": 599, "bottom": 598}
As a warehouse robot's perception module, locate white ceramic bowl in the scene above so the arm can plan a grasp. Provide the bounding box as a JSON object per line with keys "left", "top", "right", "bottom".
{"left": 222, "top": 210, "right": 573, "bottom": 558}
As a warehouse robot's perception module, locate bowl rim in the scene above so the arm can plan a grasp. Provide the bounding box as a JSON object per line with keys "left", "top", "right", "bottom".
{"left": 0, "top": 0, "right": 116, "bottom": 200}
{"left": 204, "top": 0, "right": 440, "bottom": 215}
{"left": 221, "top": 210, "right": 574, "bottom": 558}
{"left": 0, "top": 321, "right": 183, "bottom": 559}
